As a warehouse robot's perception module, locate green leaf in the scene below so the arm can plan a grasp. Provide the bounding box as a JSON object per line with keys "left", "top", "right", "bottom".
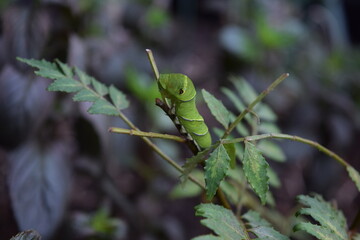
{"left": 17, "top": 57, "right": 66, "bottom": 79}
{"left": 204, "top": 144, "right": 231, "bottom": 200}
{"left": 257, "top": 140, "right": 286, "bottom": 162}
{"left": 47, "top": 78, "right": 83, "bottom": 92}
{"left": 90, "top": 208, "right": 115, "bottom": 234}
{"left": 194, "top": 203, "right": 246, "bottom": 239}
{"left": 346, "top": 166, "right": 360, "bottom": 192}
{"left": 221, "top": 87, "right": 246, "bottom": 112}
{"left": 109, "top": 85, "right": 129, "bottom": 110}
{"left": 267, "top": 167, "right": 281, "bottom": 188}
{"left": 223, "top": 143, "right": 236, "bottom": 169}
{"left": 234, "top": 143, "right": 244, "bottom": 162}
{"left": 243, "top": 141, "right": 269, "bottom": 204}
{"left": 202, "top": 89, "right": 230, "bottom": 129}
{"left": 74, "top": 67, "right": 91, "bottom": 85}
{"left": 230, "top": 77, "right": 278, "bottom": 121}
{"left": 88, "top": 99, "right": 119, "bottom": 116}
{"left": 259, "top": 122, "right": 281, "bottom": 134}
{"left": 243, "top": 210, "right": 290, "bottom": 240}
{"left": 294, "top": 194, "right": 348, "bottom": 240}
{"left": 55, "top": 59, "right": 73, "bottom": 78}
{"left": 220, "top": 168, "right": 247, "bottom": 205}
{"left": 181, "top": 147, "right": 211, "bottom": 183}
{"left": 256, "top": 104, "right": 277, "bottom": 121}
{"left": 125, "top": 66, "right": 161, "bottom": 102}
{"left": 192, "top": 235, "right": 221, "bottom": 240}
{"left": 266, "top": 191, "right": 276, "bottom": 207}
{"left": 227, "top": 166, "right": 246, "bottom": 183}
{"left": 91, "top": 78, "right": 108, "bottom": 96}
{"left": 229, "top": 112, "right": 249, "bottom": 136}
{"left": 222, "top": 87, "right": 252, "bottom": 124}
{"left": 212, "top": 127, "right": 243, "bottom": 164}
{"left": 220, "top": 180, "right": 240, "bottom": 204}
{"left": 18, "top": 57, "right": 128, "bottom": 118}
{"left": 231, "top": 77, "right": 257, "bottom": 104}
{"left": 73, "top": 88, "right": 98, "bottom": 102}
{"left": 294, "top": 222, "right": 338, "bottom": 240}
{"left": 10, "top": 230, "right": 41, "bottom": 240}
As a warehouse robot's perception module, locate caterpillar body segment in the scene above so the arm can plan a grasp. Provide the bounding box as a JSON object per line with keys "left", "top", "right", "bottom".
{"left": 158, "top": 73, "right": 212, "bottom": 149}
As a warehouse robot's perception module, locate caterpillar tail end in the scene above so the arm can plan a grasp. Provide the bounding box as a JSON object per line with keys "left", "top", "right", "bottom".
{"left": 195, "top": 132, "right": 212, "bottom": 149}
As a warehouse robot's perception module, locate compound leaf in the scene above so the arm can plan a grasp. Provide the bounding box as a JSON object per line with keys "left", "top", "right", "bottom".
{"left": 47, "top": 78, "right": 82, "bottom": 93}
{"left": 294, "top": 194, "right": 348, "bottom": 240}
{"left": 267, "top": 167, "right": 281, "bottom": 188}
{"left": 243, "top": 141, "right": 269, "bottom": 204}
{"left": 91, "top": 78, "right": 108, "bottom": 96}
{"left": 55, "top": 59, "right": 73, "bottom": 78}
{"left": 346, "top": 166, "right": 360, "bottom": 192}
{"left": 202, "top": 89, "right": 230, "bottom": 129}
{"left": 204, "top": 144, "right": 231, "bottom": 200}
{"left": 194, "top": 203, "right": 246, "bottom": 240}
{"left": 88, "top": 99, "right": 119, "bottom": 116}
{"left": 18, "top": 58, "right": 130, "bottom": 117}
{"left": 223, "top": 143, "right": 236, "bottom": 168}
{"left": 257, "top": 140, "right": 286, "bottom": 162}
{"left": 231, "top": 77, "right": 257, "bottom": 104}
{"left": 16, "top": 58, "right": 65, "bottom": 80}
{"left": 182, "top": 147, "right": 211, "bottom": 183}
{"left": 74, "top": 67, "right": 91, "bottom": 85}
{"left": 294, "top": 222, "right": 338, "bottom": 240}
{"left": 243, "top": 210, "right": 289, "bottom": 240}
{"left": 73, "top": 88, "right": 98, "bottom": 102}
{"left": 109, "top": 85, "right": 129, "bottom": 110}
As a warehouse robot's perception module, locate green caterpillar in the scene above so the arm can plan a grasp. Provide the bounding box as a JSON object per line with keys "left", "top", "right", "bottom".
{"left": 158, "top": 73, "right": 211, "bottom": 149}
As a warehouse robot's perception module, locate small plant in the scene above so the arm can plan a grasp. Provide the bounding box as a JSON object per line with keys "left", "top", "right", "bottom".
{"left": 15, "top": 49, "right": 360, "bottom": 240}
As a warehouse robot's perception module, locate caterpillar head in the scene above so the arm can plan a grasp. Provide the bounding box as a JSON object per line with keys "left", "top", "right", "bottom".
{"left": 158, "top": 73, "right": 196, "bottom": 102}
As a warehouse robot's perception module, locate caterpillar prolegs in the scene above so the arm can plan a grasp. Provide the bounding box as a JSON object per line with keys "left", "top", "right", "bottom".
{"left": 158, "top": 73, "right": 212, "bottom": 149}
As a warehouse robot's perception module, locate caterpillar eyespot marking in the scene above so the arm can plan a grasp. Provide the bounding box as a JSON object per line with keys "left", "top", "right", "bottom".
{"left": 158, "top": 73, "right": 212, "bottom": 149}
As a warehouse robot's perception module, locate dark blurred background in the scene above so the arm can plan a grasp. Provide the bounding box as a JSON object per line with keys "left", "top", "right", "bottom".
{"left": 0, "top": 0, "right": 359, "bottom": 239}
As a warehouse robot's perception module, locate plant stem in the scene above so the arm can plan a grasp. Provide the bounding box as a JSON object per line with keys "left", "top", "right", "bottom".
{"left": 222, "top": 133, "right": 348, "bottom": 167}
{"left": 216, "top": 189, "right": 231, "bottom": 209}
{"left": 146, "top": 49, "right": 231, "bottom": 209}
{"left": 116, "top": 110, "right": 205, "bottom": 189}
{"left": 222, "top": 73, "right": 289, "bottom": 139}
{"left": 77, "top": 64, "right": 204, "bottom": 189}
{"left": 146, "top": 49, "right": 160, "bottom": 80}
{"left": 109, "top": 127, "right": 186, "bottom": 143}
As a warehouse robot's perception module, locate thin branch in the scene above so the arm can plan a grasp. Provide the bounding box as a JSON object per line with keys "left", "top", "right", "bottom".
{"left": 115, "top": 110, "right": 205, "bottom": 189}
{"left": 221, "top": 133, "right": 348, "bottom": 167}
{"left": 146, "top": 49, "right": 160, "bottom": 80}
{"left": 109, "top": 127, "right": 186, "bottom": 143}
{"left": 222, "top": 73, "right": 289, "bottom": 139}
{"left": 216, "top": 189, "right": 231, "bottom": 209}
